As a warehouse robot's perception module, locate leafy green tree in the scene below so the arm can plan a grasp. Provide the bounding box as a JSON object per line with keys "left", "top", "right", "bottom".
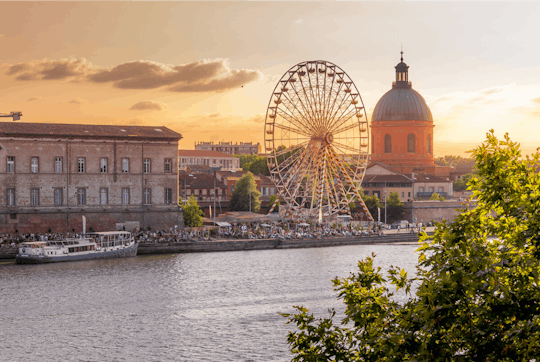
{"left": 229, "top": 172, "right": 261, "bottom": 212}
{"left": 181, "top": 195, "right": 204, "bottom": 227}
{"left": 430, "top": 192, "right": 445, "bottom": 201}
{"left": 385, "top": 191, "right": 404, "bottom": 223}
{"left": 283, "top": 130, "right": 540, "bottom": 361}
{"left": 453, "top": 171, "right": 477, "bottom": 192}
{"left": 362, "top": 194, "right": 381, "bottom": 221}
{"left": 269, "top": 194, "right": 280, "bottom": 212}
{"left": 434, "top": 155, "right": 476, "bottom": 172}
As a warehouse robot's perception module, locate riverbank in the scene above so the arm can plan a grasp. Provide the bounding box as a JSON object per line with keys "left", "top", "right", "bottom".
{"left": 0, "top": 230, "right": 433, "bottom": 261}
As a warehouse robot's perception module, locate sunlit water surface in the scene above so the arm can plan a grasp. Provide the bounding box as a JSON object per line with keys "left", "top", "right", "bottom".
{"left": 0, "top": 244, "right": 420, "bottom": 361}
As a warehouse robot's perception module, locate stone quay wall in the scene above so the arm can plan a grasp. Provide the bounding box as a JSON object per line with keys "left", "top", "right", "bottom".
{"left": 404, "top": 200, "right": 475, "bottom": 224}
{"left": 137, "top": 233, "right": 421, "bottom": 255}
{"left": 0, "top": 233, "right": 424, "bottom": 260}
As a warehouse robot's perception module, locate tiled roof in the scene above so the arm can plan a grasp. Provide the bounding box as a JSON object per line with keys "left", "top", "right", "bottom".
{"left": 0, "top": 122, "right": 182, "bottom": 140}
{"left": 363, "top": 174, "right": 413, "bottom": 183}
{"left": 179, "top": 172, "right": 225, "bottom": 189}
{"left": 178, "top": 150, "right": 234, "bottom": 158}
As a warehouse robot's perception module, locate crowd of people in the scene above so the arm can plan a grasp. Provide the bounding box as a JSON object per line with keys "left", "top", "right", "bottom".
{"left": 0, "top": 221, "right": 423, "bottom": 247}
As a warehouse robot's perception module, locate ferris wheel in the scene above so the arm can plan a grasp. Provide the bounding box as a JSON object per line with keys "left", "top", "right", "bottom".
{"left": 264, "top": 60, "right": 373, "bottom": 223}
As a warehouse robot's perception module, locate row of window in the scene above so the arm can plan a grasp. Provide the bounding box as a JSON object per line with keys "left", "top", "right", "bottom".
{"left": 365, "top": 191, "right": 412, "bottom": 198}
{"left": 5, "top": 157, "right": 173, "bottom": 174}
{"left": 5, "top": 188, "right": 173, "bottom": 206}
{"left": 363, "top": 182, "right": 412, "bottom": 188}
{"left": 179, "top": 158, "right": 237, "bottom": 166}
{"left": 373, "top": 134, "right": 433, "bottom": 154}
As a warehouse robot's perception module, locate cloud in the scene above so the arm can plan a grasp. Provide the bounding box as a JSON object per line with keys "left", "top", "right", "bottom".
{"left": 480, "top": 87, "right": 503, "bottom": 95}
{"left": 129, "top": 101, "right": 167, "bottom": 111}
{"left": 4, "top": 57, "right": 262, "bottom": 93}
{"left": 7, "top": 58, "right": 90, "bottom": 81}
{"left": 69, "top": 98, "right": 86, "bottom": 104}
{"left": 27, "top": 97, "right": 43, "bottom": 102}
{"left": 532, "top": 97, "right": 540, "bottom": 104}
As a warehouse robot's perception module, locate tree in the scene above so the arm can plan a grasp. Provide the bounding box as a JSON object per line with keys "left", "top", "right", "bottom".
{"left": 229, "top": 172, "right": 261, "bottom": 212}
{"left": 282, "top": 130, "right": 540, "bottom": 360}
{"left": 430, "top": 192, "right": 445, "bottom": 201}
{"left": 385, "top": 191, "right": 404, "bottom": 223}
{"left": 181, "top": 195, "right": 204, "bottom": 227}
{"left": 453, "top": 171, "right": 477, "bottom": 192}
{"left": 434, "top": 155, "right": 476, "bottom": 172}
{"left": 362, "top": 194, "right": 381, "bottom": 222}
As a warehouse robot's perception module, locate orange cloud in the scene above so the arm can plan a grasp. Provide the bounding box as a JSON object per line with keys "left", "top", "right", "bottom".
{"left": 5, "top": 58, "right": 262, "bottom": 93}
{"left": 129, "top": 101, "right": 166, "bottom": 111}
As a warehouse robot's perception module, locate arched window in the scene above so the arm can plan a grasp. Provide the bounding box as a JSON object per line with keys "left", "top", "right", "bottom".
{"left": 428, "top": 135, "right": 432, "bottom": 154}
{"left": 371, "top": 135, "right": 374, "bottom": 154}
{"left": 407, "top": 134, "right": 415, "bottom": 153}
{"left": 384, "top": 134, "right": 391, "bottom": 154}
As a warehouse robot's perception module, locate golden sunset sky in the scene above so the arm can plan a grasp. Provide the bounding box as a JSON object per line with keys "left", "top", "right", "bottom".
{"left": 1, "top": 1, "right": 539, "bottom": 156}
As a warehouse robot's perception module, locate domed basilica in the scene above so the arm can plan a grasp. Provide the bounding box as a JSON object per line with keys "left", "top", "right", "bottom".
{"left": 370, "top": 52, "right": 450, "bottom": 176}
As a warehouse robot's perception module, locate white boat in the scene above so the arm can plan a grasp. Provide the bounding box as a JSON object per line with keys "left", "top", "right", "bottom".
{"left": 16, "top": 231, "right": 138, "bottom": 264}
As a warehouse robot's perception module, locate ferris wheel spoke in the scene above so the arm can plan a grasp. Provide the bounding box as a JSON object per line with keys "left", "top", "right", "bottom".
{"left": 276, "top": 105, "right": 317, "bottom": 136}
{"left": 279, "top": 91, "right": 318, "bottom": 134}
{"left": 286, "top": 148, "right": 319, "bottom": 202}
{"left": 272, "top": 140, "right": 310, "bottom": 159}
{"left": 328, "top": 146, "right": 362, "bottom": 185}
{"left": 279, "top": 145, "right": 318, "bottom": 200}
{"left": 298, "top": 75, "right": 320, "bottom": 129}
{"left": 332, "top": 122, "right": 361, "bottom": 135}
{"left": 327, "top": 98, "right": 355, "bottom": 131}
{"left": 271, "top": 123, "right": 311, "bottom": 138}
{"left": 324, "top": 78, "right": 348, "bottom": 128}
{"left": 331, "top": 140, "right": 360, "bottom": 155}
{"left": 329, "top": 109, "right": 357, "bottom": 134}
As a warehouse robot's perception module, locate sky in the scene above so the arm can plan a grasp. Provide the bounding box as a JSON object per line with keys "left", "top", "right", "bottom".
{"left": 1, "top": 1, "right": 539, "bottom": 157}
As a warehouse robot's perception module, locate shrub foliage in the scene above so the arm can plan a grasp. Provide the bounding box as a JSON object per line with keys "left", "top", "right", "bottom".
{"left": 282, "top": 130, "right": 540, "bottom": 361}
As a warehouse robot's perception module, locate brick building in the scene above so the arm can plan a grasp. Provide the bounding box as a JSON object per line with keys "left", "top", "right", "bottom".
{"left": 194, "top": 141, "right": 260, "bottom": 155}
{"left": 370, "top": 52, "right": 451, "bottom": 176}
{"left": 0, "top": 122, "right": 183, "bottom": 233}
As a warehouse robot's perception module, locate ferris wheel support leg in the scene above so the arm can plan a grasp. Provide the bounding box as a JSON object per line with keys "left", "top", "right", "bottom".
{"left": 316, "top": 146, "right": 328, "bottom": 224}
{"left": 267, "top": 198, "right": 279, "bottom": 215}
{"left": 329, "top": 147, "right": 374, "bottom": 222}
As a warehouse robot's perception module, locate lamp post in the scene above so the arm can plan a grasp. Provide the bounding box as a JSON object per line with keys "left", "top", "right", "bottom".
{"left": 249, "top": 187, "right": 251, "bottom": 213}
{"left": 213, "top": 178, "right": 216, "bottom": 225}
{"left": 384, "top": 183, "right": 387, "bottom": 226}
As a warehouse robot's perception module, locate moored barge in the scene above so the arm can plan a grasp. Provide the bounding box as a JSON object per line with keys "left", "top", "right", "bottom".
{"left": 16, "top": 231, "right": 138, "bottom": 264}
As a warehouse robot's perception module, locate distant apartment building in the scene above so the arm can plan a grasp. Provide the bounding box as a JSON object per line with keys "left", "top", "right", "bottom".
{"left": 0, "top": 122, "right": 183, "bottom": 233}
{"left": 194, "top": 141, "right": 260, "bottom": 155}
{"left": 178, "top": 150, "right": 241, "bottom": 171}
{"left": 179, "top": 172, "right": 227, "bottom": 202}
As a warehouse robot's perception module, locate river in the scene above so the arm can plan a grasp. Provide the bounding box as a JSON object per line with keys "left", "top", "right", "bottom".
{"left": 0, "top": 243, "right": 420, "bottom": 362}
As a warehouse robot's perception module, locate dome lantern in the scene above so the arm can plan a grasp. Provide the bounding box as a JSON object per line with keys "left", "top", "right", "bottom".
{"left": 394, "top": 50, "right": 410, "bottom": 89}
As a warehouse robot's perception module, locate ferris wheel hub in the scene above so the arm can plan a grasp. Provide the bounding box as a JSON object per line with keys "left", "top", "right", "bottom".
{"left": 325, "top": 133, "right": 334, "bottom": 144}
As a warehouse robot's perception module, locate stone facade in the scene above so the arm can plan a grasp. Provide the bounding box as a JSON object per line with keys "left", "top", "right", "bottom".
{"left": 194, "top": 141, "right": 260, "bottom": 155}
{"left": 0, "top": 122, "right": 183, "bottom": 233}
{"left": 178, "top": 150, "right": 241, "bottom": 171}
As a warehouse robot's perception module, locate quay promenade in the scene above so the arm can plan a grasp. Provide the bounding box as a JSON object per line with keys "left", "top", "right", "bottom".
{"left": 0, "top": 227, "right": 435, "bottom": 260}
